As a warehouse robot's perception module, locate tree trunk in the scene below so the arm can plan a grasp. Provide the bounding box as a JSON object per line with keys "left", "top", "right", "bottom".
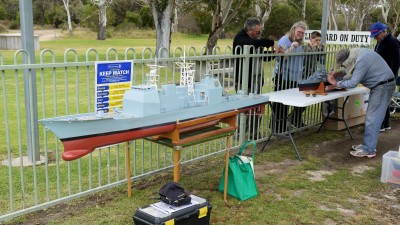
{"left": 151, "top": 0, "right": 174, "bottom": 59}
{"left": 302, "top": 0, "right": 307, "bottom": 20}
{"left": 62, "top": 0, "right": 73, "bottom": 33}
{"left": 380, "top": 0, "right": 390, "bottom": 23}
{"left": 98, "top": 6, "right": 107, "bottom": 40}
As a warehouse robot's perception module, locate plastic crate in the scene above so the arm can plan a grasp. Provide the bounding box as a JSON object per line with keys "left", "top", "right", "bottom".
{"left": 381, "top": 151, "right": 400, "bottom": 185}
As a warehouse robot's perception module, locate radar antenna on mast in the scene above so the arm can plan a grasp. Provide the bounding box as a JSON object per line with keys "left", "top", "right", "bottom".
{"left": 175, "top": 51, "right": 195, "bottom": 95}
{"left": 145, "top": 58, "right": 164, "bottom": 87}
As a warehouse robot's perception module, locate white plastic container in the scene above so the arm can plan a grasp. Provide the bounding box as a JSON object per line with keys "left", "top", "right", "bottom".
{"left": 381, "top": 150, "right": 400, "bottom": 185}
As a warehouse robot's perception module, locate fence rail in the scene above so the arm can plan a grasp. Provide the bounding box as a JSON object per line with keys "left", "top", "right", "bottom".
{"left": 0, "top": 44, "right": 344, "bottom": 221}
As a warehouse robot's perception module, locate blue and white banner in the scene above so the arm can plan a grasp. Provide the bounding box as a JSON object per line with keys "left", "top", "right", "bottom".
{"left": 95, "top": 61, "right": 133, "bottom": 112}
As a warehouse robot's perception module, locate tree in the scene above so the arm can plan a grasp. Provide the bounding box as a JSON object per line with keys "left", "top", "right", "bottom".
{"left": 255, "top": 0, "right": 275, "bottom": 27}
{"left": 205, "top": 0, "right": 247, "bottom": 54}
{"left": 329, "top": 0, "right": 338, "bottom": 30}
{"left": 91, "top": 0, "right": 112, "bottom": 40}
{"left": 264, "top": 3, "right": 301, "bottom": 39}
{"left": 61, "top": 0, "right": 73, "bottom": 32}
{"left": 380, "top": 0, "right": 390, "bottom": 23}
{"left": 387, "top": 0, "right": 400, "bottom": 35}
{"left": 33, "top": 0, "right": 51, "bottom": 27}
{"left": 150, "top": 0, "right": 175, "bottom": 59}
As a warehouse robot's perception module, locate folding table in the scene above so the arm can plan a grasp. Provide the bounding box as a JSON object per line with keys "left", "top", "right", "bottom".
{"left": 261, "top": 86, "right": 369, "bottom": 160}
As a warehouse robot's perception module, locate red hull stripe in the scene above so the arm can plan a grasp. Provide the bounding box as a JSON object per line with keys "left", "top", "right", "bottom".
{"left": 61, "top": 124, "right": 176, "bottom": 161}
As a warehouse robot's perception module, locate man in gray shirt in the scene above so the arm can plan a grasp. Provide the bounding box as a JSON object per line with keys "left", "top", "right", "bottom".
{"left": 327, "top": 48, "right": 395, "bottom": 158}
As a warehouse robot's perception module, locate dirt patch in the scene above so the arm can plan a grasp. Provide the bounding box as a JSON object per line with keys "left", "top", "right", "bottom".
{"left": 35, "top": 29, "right": 64, "bottom": 41}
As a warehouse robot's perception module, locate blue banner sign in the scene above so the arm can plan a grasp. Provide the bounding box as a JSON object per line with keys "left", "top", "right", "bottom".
{"left": 95, "top": 61, "right": 133, "bottom": 112}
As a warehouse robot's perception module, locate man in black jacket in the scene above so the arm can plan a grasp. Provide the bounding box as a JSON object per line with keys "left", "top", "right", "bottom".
{"left": 233, "top": 17, "right": 277, "bottom": 139}
{"left": 233, "top": 17, "right": 277, "bottom": 93}
{"left": 369, "top": 22, "right": 400, "bottom": 131}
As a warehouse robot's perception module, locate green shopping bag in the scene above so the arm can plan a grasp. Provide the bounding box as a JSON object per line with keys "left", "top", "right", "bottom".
{"left": 218, "top": 140, "right": 258, "bottom": 201}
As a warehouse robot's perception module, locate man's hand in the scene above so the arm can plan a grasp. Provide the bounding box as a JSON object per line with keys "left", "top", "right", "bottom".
{"left": 327, "top": 72, "right": 337, "bottom": 86}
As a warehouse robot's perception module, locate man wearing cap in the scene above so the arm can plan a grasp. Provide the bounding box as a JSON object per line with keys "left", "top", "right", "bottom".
{"left": 328, "top": 48, "right": 395, "bottom": 158}
{"left": 369, "top": 22, "right": 400, "bottom": 132}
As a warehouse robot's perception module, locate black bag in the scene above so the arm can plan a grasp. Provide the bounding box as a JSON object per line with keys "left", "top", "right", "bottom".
{"left": 159, "top": 182, "right": 191, "bottom": 207}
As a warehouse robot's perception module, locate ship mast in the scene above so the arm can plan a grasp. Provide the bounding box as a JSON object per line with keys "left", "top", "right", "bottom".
{"left": 175, "top": 51, "right": 195, "bottom": 95}
{"left": 145, "top": 58, "right": 164, "bottom": 87}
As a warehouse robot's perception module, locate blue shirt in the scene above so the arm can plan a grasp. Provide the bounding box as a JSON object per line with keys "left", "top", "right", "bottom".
{"left": 337, "top": 48, "right": 394, "bottom": 89}
{"left": 275, "top": 35, "right": 304, "bottom": 81}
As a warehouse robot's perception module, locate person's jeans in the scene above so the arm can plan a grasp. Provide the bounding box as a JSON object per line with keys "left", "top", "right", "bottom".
{"left": 363, "top": 82, "right": 395, "bottom": 153}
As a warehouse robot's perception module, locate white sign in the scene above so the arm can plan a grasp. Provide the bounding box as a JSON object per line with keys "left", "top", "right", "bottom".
{"left": 304, "top": 30, "right": 372, "bottom": 45}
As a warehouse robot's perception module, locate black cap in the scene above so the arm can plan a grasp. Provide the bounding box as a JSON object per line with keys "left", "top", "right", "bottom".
{"left": 159, "top": 182, "right": 190, "bottom": 202}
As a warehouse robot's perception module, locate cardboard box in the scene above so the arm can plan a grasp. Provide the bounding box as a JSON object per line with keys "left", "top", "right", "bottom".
{"left": 323, "top": 93, "right": 367, "bottom": 130}
{"left": 381, "top": 151, "right": 400, "bottom": 185}
{"left": 133, "top": 195, "right": 212, "bottom": 225}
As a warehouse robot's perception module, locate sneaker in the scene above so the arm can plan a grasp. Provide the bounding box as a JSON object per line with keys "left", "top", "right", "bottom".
{"left": 380, "top": 126, "right": 391, "bottom": 132}
{"left": 351, "top": 144, "right": 363, "bottom": 151}
{"left": 350, "top": 149, "right": 376, "bottom": 158}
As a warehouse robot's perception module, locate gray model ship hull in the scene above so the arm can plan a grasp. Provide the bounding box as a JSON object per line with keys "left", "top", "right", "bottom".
{"left": 40, "top": 94, "right": 268, "bottom": 140}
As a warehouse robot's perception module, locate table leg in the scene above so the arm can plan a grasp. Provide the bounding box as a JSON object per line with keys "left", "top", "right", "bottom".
{"left": 262, "top": 103, "right": 302, "bottom": 161}
{"left": 286, "top": 111, "right": 302, "bottom": 161}
{"left": 341, "top": 96, "right": 354, "bottom": 139}
{"left": 173, "top": 146, "right": 181, "bottom": 182}
{"left": 223, "top": 135, "right": 231, "bottom": 202}
{"left": 317, "top": 97, "right": 353, "bottom": 139}
{"left": 126, "top": 142, "right": 131, "bottom": 198}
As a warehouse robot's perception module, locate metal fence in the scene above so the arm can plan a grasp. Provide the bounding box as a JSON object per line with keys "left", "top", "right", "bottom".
{"left": 0, "top": 44, "right": 343, "bottom": 221}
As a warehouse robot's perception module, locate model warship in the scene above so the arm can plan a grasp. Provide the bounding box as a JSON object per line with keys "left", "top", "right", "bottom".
{"left": 40, "top": 60, "right": 269, "bottom": 160}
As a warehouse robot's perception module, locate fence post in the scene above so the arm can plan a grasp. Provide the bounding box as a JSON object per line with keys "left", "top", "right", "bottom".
{"left": 20, "top": 0, "right": 40, "bottom": 163}
{"left": 237, "top": 45, "right": 251, "bottom": 142}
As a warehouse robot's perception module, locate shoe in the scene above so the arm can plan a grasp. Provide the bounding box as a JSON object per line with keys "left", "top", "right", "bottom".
{"left": 380, "top": 126, "right": 391, "bottom": 132}
{"left": 351, "top": 144, "right": 363, "bottom": 151}
{"left": 350, "top": 149, "right": 376, "bottom": 158}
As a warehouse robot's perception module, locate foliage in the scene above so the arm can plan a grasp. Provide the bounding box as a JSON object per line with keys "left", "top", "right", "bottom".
{"left": 192, "top": 9, "right": 212, "bottom": 34}
{"left": 80, "top": 4, "right": 99, "bottom": 30}
{"left": 110, "top": 0, "right": 137, "bottom": 26}
{"left": 264, "top": 3, "right": 301, "bottom": 40}
{"left": 125, "top": 11, "right": 142, "bottom": 27}
{"left": 1, "top": 0, "right": 18, "bottom": 21}
{"left": 0, "top": 4, "right": 7, "bottom": 20}
{"left": 139, "top": 6, "right": 154, "bottom": 28}
{"left": 305, "top": 0, "right": 323, "bottom": 29}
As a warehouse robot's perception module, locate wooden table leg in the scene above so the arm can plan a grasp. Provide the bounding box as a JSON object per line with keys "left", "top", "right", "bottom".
{"left": 173, "top": 146, "right": 181, "bottom": 182}
{"left": 224, "top": 135, "right": 231, "bottom": 202}
{"left": 126, "top": 142, "right": 131, "bottom": 198}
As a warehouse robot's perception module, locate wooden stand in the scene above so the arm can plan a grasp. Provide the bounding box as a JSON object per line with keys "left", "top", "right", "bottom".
{"left": 126, "top": 110, "right": 238, "bottom": 201}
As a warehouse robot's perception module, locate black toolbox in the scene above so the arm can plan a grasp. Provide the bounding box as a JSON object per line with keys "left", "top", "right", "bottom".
{"left": 133, "top": 195, "right": 212, "bottom": 225}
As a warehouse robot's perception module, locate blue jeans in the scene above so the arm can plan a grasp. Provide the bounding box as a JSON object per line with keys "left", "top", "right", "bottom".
{"left": 363, "top": 82, "right": 395, "bottom": 153}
